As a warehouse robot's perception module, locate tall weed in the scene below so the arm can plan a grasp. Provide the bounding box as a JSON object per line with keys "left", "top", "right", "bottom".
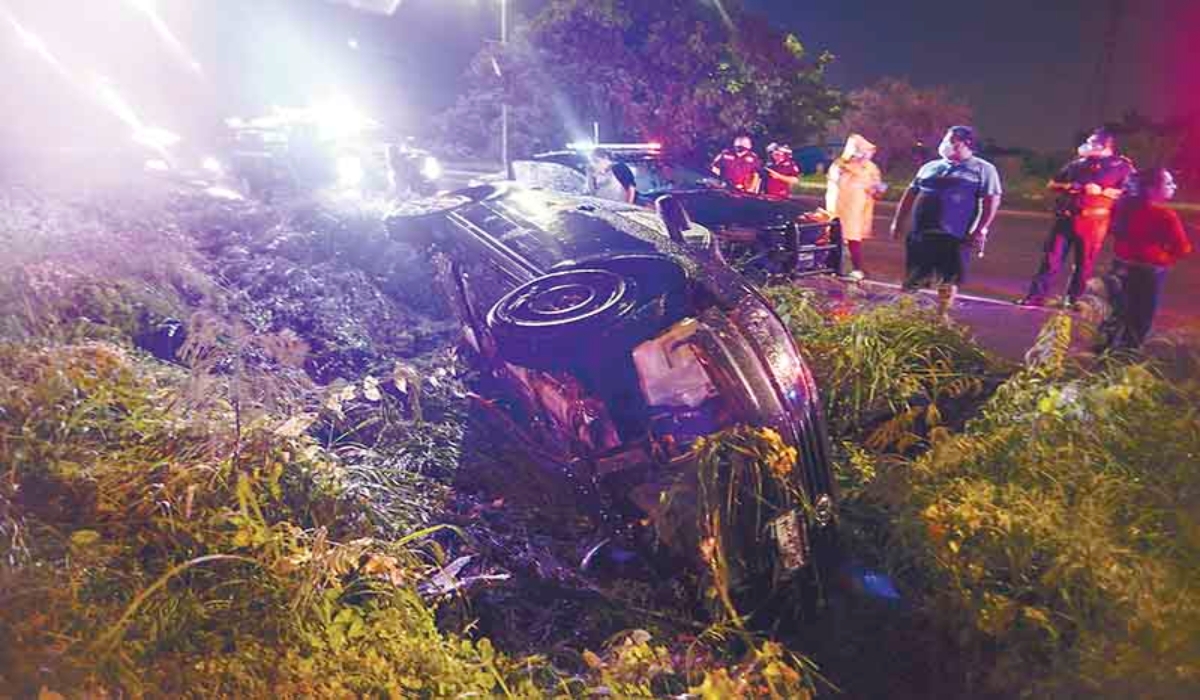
{"left": 869, "top": 317, "right": 1200, "bottom": 696}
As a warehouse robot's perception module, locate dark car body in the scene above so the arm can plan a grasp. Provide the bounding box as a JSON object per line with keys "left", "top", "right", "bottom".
{"left": 512, "top": 146, "right": 841, "bottom": 281}
{"left": 386, "top": 184, "right": 837, "bottom": 614}
{"left": 793, "top": 143, "right": 841, "bottom": 175}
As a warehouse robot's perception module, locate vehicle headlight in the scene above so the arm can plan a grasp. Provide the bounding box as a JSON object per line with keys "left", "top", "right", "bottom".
{"left": 337, "top": 155, "right": 364, "bottom": 187}
{"left": 421, "top": 155, "right": 442, "bottom": 181}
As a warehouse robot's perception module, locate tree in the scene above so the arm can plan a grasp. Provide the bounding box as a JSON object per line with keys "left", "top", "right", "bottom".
{"left": 834, "top": 78, "right": 972, "bottom": 170}
{"left": 436, "top": 0, "right": 843, "bottom": 161}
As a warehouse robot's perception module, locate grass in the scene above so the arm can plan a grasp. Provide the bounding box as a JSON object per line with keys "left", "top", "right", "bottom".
{"left": 4, "top": 176, "right": 1199, "bottom": 697}
{"left": 0, "top": 181, "right": 822, "bottom": 697}
{"left": 767, "top": 288, "right": 1200, "bottom": 698}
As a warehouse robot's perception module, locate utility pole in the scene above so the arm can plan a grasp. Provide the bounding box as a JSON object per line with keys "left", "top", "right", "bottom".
{"left": 500, "top": 0, "right": 508, "bottom": 177}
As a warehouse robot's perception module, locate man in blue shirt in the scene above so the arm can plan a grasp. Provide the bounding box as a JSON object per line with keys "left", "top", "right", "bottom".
{"left": 890, "top": 126, "right": 1003, "bottom": 319}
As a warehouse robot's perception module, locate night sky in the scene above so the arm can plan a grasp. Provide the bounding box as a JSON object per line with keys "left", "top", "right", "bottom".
{"left": 2, "top": 0, "right": 1192, "bottom": 151}
{"left": 745, "top": 0, "right": 1192, "bottom": 149}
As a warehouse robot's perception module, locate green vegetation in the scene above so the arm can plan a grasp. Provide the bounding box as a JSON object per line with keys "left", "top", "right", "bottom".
{"left": 767, "top": 286, "right": 1200, "bottom": 698}
{"left": 3, "top": 181, "right": 1197, "bottom": 697}
{"left": 0, "top": 183, "right": 818, "bottom": 697}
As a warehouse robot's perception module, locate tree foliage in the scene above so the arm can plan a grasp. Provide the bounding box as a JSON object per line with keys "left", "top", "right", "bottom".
{"left": 436, "top": 0, "right": 843, "bottom": 160}
{"left": 834, "top": 77, "right": 973, "bottom": 170}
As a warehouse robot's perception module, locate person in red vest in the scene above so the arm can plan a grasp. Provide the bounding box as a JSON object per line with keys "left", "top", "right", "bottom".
{"left": 710, "top": 135, "right": 762, "bottom": 193}
{"left": 1017, "top": 129, "right": 1135, "bottom": 308}
{"left": 1094, "top": 167, "right": 1193, "bottom": 351}
{"left": 763, "top": 142, "right": 801, "bottom": 197}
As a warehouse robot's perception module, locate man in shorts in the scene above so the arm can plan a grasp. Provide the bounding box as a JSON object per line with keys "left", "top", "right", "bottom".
{"left": 889, "top": 126, "right": 1003, "bottom": 319}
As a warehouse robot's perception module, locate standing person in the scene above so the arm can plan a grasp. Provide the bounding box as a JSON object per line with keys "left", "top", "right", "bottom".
{"left": 1094, "top": 168, "right": 1192, "bottom": 351}
{"left": 889, "top": 126, "right": 1003, "bottom": 320}
{"left": 764, "top": 142, "right": 801, "bottom": 197}
{"left": 826, "top": 134, "right": 886, "bottom": 280}
{"left": 710, "top": 135, "right": 763, "bottom": 193}
{"left": 1017, "top": 129, "right": 1135, "bottom": 307}
{"left": 590, "top": 149, "right": 638, "bottom": 204}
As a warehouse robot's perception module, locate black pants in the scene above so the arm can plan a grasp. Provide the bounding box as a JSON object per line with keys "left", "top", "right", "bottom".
{"left": 1096, "top": 261, "right": 1168, "bottom": 351}
{"left": 1026, "top": 217, "right": 1104, "bottom": 301}
{"left": 904, "top": 231, "right": 969, "bottom": 288}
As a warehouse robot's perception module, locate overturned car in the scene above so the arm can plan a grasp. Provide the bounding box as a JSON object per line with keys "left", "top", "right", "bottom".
{"left": 386, "top": 184, "right": 837, "bottom": 616}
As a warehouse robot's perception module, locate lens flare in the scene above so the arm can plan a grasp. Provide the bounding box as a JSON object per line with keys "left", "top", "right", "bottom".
{"left": 132, "top": 126, "right": 182, "bottom": 150}
{"left": 93, "top": 76, "right": 143, "bottom": 130}
{"left": 6, "top": 15, "right": 67, "bottom": 75}
{"left": 123, "top": 0, "right": 203, "bottom": 75}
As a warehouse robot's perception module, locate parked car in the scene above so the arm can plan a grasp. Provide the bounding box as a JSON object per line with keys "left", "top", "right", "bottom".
{"left": 793, "top": 143, "right": 841, "bottom": 175}
{"left": 224, "top": 111, "right": 442, "bottom": 199}
{"left": 386, "top": 183, "right": 838, "bottom": 618}
{"left": 511, "top": 144, "right": 841, "bottom": 282}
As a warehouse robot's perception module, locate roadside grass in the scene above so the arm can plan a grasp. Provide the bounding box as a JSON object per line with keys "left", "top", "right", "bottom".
{"left": 768, "top": 286, "right": 1200, "bottom": 698}
{"left": 0, "top": 184, "right": 821, "bottom": 697}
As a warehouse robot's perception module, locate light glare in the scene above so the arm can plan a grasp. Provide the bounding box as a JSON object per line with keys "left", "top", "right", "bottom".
{"left": 337, "top": 155, "right": 364, "bottom": 187}
{"left": 133, "top": 126, "right": 182, "bottom": 150}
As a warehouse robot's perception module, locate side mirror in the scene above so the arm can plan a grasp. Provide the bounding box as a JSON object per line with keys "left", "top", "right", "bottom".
{"left": 655, "top": 195, "right": 691, "bottom": 244}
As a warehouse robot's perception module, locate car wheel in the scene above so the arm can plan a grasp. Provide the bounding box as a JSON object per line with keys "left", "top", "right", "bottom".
{"left": 487, "top": 269, "right": 640, "bottom": 367}
{"left": 487, "top": 259, "right": 685, "bottom": 370}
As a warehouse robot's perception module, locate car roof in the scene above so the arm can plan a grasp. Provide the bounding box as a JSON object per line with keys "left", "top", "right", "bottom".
{"left": 531, "top": 145, "right": 664, "bottom": 162}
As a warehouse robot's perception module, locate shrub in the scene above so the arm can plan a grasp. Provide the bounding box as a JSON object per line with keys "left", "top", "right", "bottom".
{"left": 0, "top": 342, "right": 544, "bottom": 696}
{"left": 861, "top": 317, "right": 1200, "bottom": 696}
{"left": 763, "top": 285, "right": 1007, "bottom": 452}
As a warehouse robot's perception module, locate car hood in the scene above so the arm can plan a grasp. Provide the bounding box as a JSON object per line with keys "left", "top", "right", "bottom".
{"left": 660, "top": 189, "right": 813, "bottom": 228}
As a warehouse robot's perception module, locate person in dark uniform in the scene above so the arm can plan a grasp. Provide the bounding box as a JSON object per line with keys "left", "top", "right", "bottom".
{"left": 710, "top": 135, "right": 763, "bottom": 192}
{"left": 764, "top": 142, "right": 801, "bottom": 198}
{"left": 1017, "top": 129, "right": 1135, "bottom": 307}
{"left": 589, "top": 149, "right": 637, "bottom": 203}
{"left": 890, "top": 126, "right": 1003, "bottom": 320}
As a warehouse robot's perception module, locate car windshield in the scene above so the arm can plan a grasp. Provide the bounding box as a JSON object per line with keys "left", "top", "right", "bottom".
{"left": 625, "top": 159, "right": 723, "bottom": 194}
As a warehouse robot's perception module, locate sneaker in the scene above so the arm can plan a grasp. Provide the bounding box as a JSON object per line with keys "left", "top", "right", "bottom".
{"left": 847, "top": 269, "right": 865, "bottom": 281}
{"left": 1015, "top": 296, "right": 1045, "bottom": 307}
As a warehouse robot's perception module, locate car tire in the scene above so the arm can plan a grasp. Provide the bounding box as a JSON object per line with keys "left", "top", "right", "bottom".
{"left": 487, "top": 258, "right": 686, "bottom": 370}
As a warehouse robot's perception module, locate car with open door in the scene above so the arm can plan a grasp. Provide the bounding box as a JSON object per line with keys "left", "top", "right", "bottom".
{"left": 511, "top": 143, "right": 842, "bottom": 282}
{"left": 386, "top": 183, "right": 838, "bottom": 619}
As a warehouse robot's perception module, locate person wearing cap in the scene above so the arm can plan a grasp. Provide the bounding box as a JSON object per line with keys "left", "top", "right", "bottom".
{"left": 826, "top": 134, "right": 886, "bottom": 279}
{"left": 890, "top": 126, "right": 1003, "bottom": 320}
{"left": 764, "top": 142, "right": 801, "bottom": 198}
{"left": 710, "top": 135, "right": 763, "bottom": 193}
{"left": 1016, "top": 128, "right": 1135, "bottom": 308}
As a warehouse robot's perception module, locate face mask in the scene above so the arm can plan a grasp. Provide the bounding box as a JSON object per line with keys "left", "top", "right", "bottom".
{"left": 938, "top": 141, "right": 955, "bottom": 159}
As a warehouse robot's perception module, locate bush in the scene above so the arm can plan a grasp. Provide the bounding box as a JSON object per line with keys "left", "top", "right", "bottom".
{"left": 848, "top": 317, "right": 1200, "bottom": 697}
{"left": 763, "top": 286, "right": 1007, "bottom": 452}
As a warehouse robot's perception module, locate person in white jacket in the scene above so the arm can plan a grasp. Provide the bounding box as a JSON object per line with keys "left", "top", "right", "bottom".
{"left": 826, "top": 134, "right": 886, "bottom": 280}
